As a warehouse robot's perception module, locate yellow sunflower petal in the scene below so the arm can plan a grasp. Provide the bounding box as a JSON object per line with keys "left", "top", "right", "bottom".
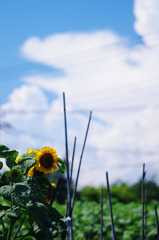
{"left": 15, "top": 156, "right": 22, "bottom": 164}
{"left": 35, "top": 147, "right": 58, "bottom": 174}
{"left": 27, "top": 166, "right": 35, "bottom": 177}
{"left": 51, "top": 183, "right": 56, "bottom": 188}
{"left": 45, "top": 182, "right": 56, "bottom": 202}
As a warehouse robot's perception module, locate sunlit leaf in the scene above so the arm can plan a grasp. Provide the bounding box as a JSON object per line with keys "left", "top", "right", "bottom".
{"left": 0, "top": 161, "right": 3, "bottom": 170}
{"left": 57, "top": 158, "right": 66, "bottom": 173}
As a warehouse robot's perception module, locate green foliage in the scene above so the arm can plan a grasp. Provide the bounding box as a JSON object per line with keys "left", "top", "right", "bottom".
{"left": 76, "top": 180, "right": 159, "bottom": 204}
{"left": 0, "top": 162, "right": 3, "bottom": 170}
{"left": 0, "top": 144, "right": 18, "bottom": 169}
{"left": 57, "top": 158, "right": 66, "bottom": 173}
{"left": 71, "top": 200, "right": 158, "bottom": 240}
{"left": 0, "top": 144, "right": 66, "bottom": 240}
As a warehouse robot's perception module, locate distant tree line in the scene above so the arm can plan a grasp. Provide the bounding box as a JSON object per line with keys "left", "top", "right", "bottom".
{"left": 55, "top": 176, "right": 159, "bottom": 204}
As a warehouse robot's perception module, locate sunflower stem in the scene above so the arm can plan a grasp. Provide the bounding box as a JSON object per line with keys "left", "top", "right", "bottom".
{"left": 7, "top": 221, "right": 15, "bottom": 240}
{"left": 13, "top": 213, "right": 26, "bottom": 240}
{"left": 1, "top": 218, "right": 6, "bottom": 233}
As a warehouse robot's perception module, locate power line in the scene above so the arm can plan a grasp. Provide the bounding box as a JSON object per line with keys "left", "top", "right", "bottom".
{"left": 0, "top": 31, "right": 159, "bottom": 76}
{"left": 1, "top": 103, "right": 159, "bottom": 116}
{"left": 1, "top": 122, "right": 159, "bottom": 157}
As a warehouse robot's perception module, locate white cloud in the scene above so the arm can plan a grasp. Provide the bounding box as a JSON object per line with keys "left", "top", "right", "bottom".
{"left": 134, "top": 0, "right": 159, "bottom": 45}
{"left": 2, "top": 0, "right": 159, "bottom": 187}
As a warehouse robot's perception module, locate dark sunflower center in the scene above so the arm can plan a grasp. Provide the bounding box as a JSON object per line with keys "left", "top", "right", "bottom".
{"left": 40, "top": 153, "right": 54, "bottom": 168}
{"left": 11, "top": 171, "right": 20, "bottom": 181}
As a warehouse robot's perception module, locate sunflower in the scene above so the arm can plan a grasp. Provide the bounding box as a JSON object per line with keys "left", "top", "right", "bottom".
{"left": 10, "top": 168, "right": 21, "bottom": 182}
{"left": 35, "top": 147, "right": 58, "bottom": 174}
{"left": 15, "top": 148, "right": 37, "bottom": 164}
{"left": 25, "top": 148, "right": 39, "bottom": 159}
{"left": 15, "top": 156, "right": 22, "bottom": 164}
{"left": 45, "top": 183, "right": 56, "bottom": 202}
{"left": 27, "top": 166, "right": 35, "bottom": 177}
{"left": 27, "top": 166, "right": 44, "bottom": 177}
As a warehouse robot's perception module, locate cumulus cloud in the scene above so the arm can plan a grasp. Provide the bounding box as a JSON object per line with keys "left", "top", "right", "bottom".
{"left": 1, "top": 0, "right": 159, "bottom": 187}
{"left": 134, "top": 0, "right": 159, "bottom": 45}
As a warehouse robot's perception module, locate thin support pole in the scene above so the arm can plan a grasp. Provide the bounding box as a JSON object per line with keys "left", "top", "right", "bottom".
{"left": 106, "top": 172, "right": 116, "bottom": 240}
{"left": 70, "top": 136, "right": 77, "bottom": 187}
{"left": 63, "top": 92, "right": 71, "bottom": 216}
{"left": 145, "top": 184, "right": 148, "bottom": 240}
{"left": 142, "top": 163, "right": 146, "bottom": 240}
{"left": 71, "top": 111, "right": 92, "bottom": 213}
{"left": 63, "top": 92, "right": 73, "bottom": 240}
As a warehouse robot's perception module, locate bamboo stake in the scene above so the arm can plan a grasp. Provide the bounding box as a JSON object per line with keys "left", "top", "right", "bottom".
{"left": 70, "top": 136, "right": 77, "bottom": 187}
{"left": 145, "top": 184, "right": 148, "bottom": 240}
{"left": 71, "top": 111, "right": 92, "bottom": 213}
{"left": 106, "top": 172, "right": 116, "bottom": 240}
{"left": 63, "top": 92, "right": 73, "bottom": 240}
{"left": 142, "top": 163, "right": 146, "bottom": 240}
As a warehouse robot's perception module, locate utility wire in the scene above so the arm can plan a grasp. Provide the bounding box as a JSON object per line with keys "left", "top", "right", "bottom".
{"left": 0, "top": 31, "right": 159, "bottom": 76}
{"left": 1, "top": 123, "right": 159, "bottom": 157}
{"left": 1, "top": 103, "right": 159, "bottom": 116}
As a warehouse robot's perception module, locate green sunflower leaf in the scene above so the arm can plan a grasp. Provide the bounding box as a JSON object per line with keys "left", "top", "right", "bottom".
{"left": 6, "top": 211, "right": 19, "bottom": 220}
{"left": 0, "top": 185, "right": 25, "bottom": 206}
{"left": 0, "top": 145, "right": 18, "bottom": 169}
{"left": 0, "top": 204, "right": 10, "bottom": 210}
{"left": 28, "top": 205, "right": 55, "bottom": 240}
{"left": 18, "top": 152, "right": 35, "bottom": 164}
{"left": 13, "top": 182, "right": 29, "bottom": 193}
{"left": 0, "top": 161, "right": 3, "bottom": 170}
{"left": 0, "top": 180, "right": 4, "bottom": 187}
{"left": 36, "top": 176, "right": 52, "bottom": 191}
{"left": 6, "top": 153, "right": 18, "bottom": 169}
{"left": 1, "top": 171, "right": 10, "bottom": 185}
{"left": 0, "top": 145, "right": 9, "bottom": 152}
{"left": 0, "top": 185, "right": 13, "bottom": 200}
{"left": 22, "top": 159, "right": 37, "bottom": 174}
{"left": 57, "top": 158, "right": 66, "bottom": 173}
{"left": 11, "top": 191, "right": 25, "bottom": 207}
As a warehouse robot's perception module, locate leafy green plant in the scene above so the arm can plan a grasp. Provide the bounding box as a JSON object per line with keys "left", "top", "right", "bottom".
{"left": 71, "top": 199, "right": 158, "bottom": 240}
{"left": 0, "top": 145, "right": 67, "bottom": 240}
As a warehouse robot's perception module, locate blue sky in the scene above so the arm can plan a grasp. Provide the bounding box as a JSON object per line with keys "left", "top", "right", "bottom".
{"left": 1, "top": 0, "right": 159, "bottom": 187}
{"left": 0, "top": 0, "right": 138, "bottom": 104}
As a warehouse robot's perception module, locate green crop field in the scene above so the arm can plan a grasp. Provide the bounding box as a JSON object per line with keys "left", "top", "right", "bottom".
{"left": 54, "top": 199, "right": 158, "bottom": 240}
